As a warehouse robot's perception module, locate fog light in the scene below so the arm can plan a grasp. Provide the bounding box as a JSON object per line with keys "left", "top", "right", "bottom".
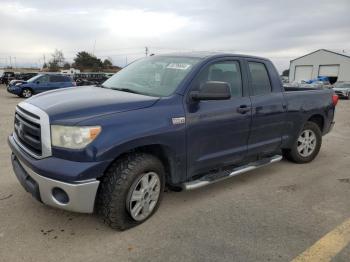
{"left": 52, "top": 187, "right": 69, "bottom": 204}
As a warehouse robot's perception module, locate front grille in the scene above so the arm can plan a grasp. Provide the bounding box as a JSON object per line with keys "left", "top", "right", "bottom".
{"left": 14, "top": 106, "right": 42, "bottom": 156}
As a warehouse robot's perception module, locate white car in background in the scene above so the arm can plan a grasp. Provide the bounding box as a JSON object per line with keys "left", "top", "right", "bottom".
{"left": 333, "top": 82, "right": 350, "bottom": 99}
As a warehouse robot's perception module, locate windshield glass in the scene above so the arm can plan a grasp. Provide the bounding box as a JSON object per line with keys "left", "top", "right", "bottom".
{"left": 334, "top": 83, "right": 350, "bottom": 88}
{"left": 27, "top": 75, "right": 43, "bottom": 83}
{"left": 102, "top": 56, "right": 202, "bottom": 97}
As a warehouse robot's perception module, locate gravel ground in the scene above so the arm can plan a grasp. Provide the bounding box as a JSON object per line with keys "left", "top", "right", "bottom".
{"left": 0, "top": 85, "right": 349, "bottom": 262}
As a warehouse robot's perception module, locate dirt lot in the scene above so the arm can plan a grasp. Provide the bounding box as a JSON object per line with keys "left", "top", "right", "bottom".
{"left": 0, "top": 85, "right": 349, "bottom": 262}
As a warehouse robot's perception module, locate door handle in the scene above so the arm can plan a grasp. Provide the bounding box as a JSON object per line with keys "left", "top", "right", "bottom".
{"left": 237, "top": 105, "right": 251, "bottom": 114}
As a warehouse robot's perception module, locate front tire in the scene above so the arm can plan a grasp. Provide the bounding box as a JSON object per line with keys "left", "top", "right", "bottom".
{"left": 21, "top": 88, "right": 32, "bottom": 98}
{"left": 283, "top": 121, "right": 322, "bottom": 163}
{"left": 96, "top": 153, "right": 165, "bottom": 230}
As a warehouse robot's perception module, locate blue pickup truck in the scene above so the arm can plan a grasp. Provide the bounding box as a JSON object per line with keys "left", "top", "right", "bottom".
{"left": 7, "top": 74, "right": 76, "bottom": 98}
{"left": 8, "top": 53, "right": 337, "bottom": 230}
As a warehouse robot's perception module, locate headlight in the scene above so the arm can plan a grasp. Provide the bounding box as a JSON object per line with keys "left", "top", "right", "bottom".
{"left": 51, "top": 125, "right": 101, "bottom": 149}
{"left": 15, "top": 83, "right": 22, "bottom": 86}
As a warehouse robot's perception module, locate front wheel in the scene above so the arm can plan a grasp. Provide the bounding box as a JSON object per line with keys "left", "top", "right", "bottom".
{"left": 21, "top": 88, "right": 32, "bottom": 98}
{"left": 96, "top": 153, "right": 165, "bottom": 230}
{"left": 283, "top": 121, "right": 322, "bottom": 163}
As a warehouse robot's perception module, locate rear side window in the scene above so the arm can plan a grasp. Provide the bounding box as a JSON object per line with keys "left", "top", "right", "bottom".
{"left": 248, "top": 62, "right": 272, "bottom": 96}
{"left": 50, "top": 75, "right": 64, "bottom": 82}
{"left": 62, "top": 76, "right": 71, "bottom": 82}
{"left": 50, "top": 75, "right": 71, "bottom": 82}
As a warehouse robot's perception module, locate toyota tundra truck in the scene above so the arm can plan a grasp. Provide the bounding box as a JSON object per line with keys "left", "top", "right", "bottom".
{"left": 8, "top": 53, "right": 337, "bottom": 230}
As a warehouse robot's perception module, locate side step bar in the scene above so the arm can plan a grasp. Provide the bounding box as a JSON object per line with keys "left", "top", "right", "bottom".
{"left": 182, "top": 155, "right": 283, "bottom": 190}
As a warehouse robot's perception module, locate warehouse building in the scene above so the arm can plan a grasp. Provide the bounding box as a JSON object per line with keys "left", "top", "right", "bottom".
{"left": 289, "top": 49, "right": 350, "bottom": 84}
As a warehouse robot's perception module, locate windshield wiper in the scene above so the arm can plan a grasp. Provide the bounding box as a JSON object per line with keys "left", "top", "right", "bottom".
{"left": 110, "top": 87, "right": 142, "bottom": 95}
{"left": 95, "top": 83, "right": 107, "bottom": 88}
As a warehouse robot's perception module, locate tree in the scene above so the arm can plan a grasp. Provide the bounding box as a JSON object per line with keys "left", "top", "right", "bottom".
{"left": 103, "top": 59, "right": 113, "bottom": 69}
{"left": 63, "top": 62, "right": 71, "bottom": 69}
{"left": 48, "top": 49, "right": 65, "bottom": 71}
{"left": 282, "top": 69, "right": 289, "bottom": 77}
{"left": 73, "top": 51, "right": 103, "bottom": 71}
{"left": 48, "top": 60, "right": 59, "bottom": 71}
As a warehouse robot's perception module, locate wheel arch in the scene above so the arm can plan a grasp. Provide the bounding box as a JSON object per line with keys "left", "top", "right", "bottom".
{"left": 101, "top": 144, "right": 180, "bottom": 187}
{"left": 307, "top": 114, "right": 324, "bottom": 132}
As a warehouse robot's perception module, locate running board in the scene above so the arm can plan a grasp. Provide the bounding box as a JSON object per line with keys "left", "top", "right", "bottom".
{"left": 182, "top": 155, "right": 283, "bottom": 190}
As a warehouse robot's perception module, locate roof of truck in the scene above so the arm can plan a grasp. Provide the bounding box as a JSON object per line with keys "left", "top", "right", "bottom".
{"left": 156, "top": 51, "right": 268, "bottom": 61}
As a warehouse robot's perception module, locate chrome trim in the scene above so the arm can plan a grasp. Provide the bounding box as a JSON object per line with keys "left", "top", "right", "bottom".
{"left": 18, "top": 158, "right": 100, "bottom": 213}
{"left": 182, "top": 155, "right": 283, "bottom": 190}
{"left": 13, "top": 132, "right": 42, "bottom": 159}
{"left": 15, "top": 101, "right": 52, "bottom": 159}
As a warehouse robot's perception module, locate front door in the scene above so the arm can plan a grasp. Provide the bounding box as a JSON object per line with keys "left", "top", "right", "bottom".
{"left": 186, "top": 59, "right": 252, "bottom": 177}
{"left": 35, "top": 75, "right": 50, "bottom": 93}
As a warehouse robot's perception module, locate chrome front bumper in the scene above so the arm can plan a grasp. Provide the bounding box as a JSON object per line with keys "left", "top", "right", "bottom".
{"left": 11, "top": 154, "right": 100, "bottom": 213}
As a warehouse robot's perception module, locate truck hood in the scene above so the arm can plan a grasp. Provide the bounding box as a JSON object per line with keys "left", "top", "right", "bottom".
{"left": 26, "top": 86, "right": 160, "bottom": 124}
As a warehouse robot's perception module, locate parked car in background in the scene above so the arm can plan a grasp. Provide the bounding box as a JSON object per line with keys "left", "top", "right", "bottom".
{"left": 105, "top": 73, "right": 115, "bottom": 78}
{"left": 333, "top": 82, "right": 350, "bottom": 99}
{"left": 18, "top": 72, "right": 38, "bottom": 81}
{"left": 7, "top": 74, "right": 76, "bottom": 98}
{"left": 73, "top": 73, "right": 108, "bottom": 86}
{"left": 0, "top": 71, "right": 16, "bottom": 85}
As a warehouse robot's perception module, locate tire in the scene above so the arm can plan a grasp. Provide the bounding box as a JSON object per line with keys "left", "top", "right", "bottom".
{"left": 21, "top": 88, "right": 32, "bottom": 98}
{"left": 96, "top": 153, "right": 165, "bottom": 230}
{"left": 283, "top": 121, "right": 322, "bottom": 164}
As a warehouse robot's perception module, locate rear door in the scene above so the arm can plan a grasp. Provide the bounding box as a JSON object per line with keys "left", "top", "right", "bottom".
{"left": 49, "top": 75, "right": 68, "bottom": 90}
{"left": 186, "top": 58, "right": 252, "bottom": 177}
{"left": 245, "top": 59, "right": 286, "bottom": 156}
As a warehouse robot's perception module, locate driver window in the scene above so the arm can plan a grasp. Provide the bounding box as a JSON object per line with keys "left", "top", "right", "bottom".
{"left": 196, "top": 61, "right": 243, "bottom": 97}
{"left": 38, "top": 75, "right": 49, "bottom": 83}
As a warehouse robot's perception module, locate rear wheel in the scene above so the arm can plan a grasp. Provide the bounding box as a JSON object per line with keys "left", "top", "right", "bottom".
{"left": 283, "top": 121, "right": 322, "bottom": 163}
{"left": 21, "top": 88, "right": 32, "bottom": 98}
{"left": 96, "top": 153, "right": 165, "bottom": 230}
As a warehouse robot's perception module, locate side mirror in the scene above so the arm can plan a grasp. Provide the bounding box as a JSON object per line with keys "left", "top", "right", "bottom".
{"left": 190, "top": 81, "right": 231, "bottom": 101}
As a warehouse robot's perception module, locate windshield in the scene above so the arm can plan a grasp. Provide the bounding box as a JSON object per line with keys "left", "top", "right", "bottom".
{"left": 334, "top": 83, "right": 350, "bottom": 88}
{"left": 27, "top": 75, "right": 43, "bottom": 83}
{"left": 102, "top": 56, "right": 202, "bottom": 97}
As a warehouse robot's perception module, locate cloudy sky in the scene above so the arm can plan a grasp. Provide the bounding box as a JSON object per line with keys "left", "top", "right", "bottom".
{"left": 0, "top": 0, "right": 349, "bottom": 72}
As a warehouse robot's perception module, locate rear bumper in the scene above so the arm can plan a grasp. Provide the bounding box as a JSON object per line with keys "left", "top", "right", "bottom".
{"left": 11, "top": 153, "right": 99, "bottom": 213}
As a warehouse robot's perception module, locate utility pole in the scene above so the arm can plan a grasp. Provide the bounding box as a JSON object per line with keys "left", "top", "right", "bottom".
{"left": 9, "top": 56, "right": 12, "bottom": 68}
{"left": 93, "top": 39, "right": 96, "bottom": 55}
{"left": 43, "top": 54, "right": 46, "bottom": 66}
{"left": 145, "top": 46, "right": 149, "bottom": 56}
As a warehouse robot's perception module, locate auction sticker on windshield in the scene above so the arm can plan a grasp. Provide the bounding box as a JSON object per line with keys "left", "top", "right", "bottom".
{"left": 167, "top": 63, "right": 191, "bottom": 70}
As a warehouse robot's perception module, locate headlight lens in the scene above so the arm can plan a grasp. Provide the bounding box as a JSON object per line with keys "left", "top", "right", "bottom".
{"left": 51, "top": 125, "right": 101, "bottom": 149}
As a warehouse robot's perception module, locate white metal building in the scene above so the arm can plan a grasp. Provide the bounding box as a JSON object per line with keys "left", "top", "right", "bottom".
{"left": 289, "top": 49, "right": 350, "bottom": 84}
